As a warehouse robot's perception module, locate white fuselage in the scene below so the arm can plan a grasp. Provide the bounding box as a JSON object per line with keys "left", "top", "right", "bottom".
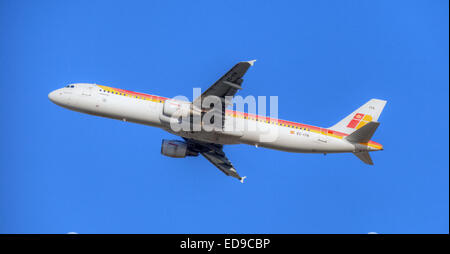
{"left": 48, "top": 83, "right": 366, "bottom": 154}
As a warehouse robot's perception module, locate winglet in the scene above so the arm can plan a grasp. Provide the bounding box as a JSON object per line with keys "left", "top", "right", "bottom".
{"left": 247, "top": 60, "right": 256, "bottom": 66}
{"left": 240, "top": 176, "right": 247, "bottom": 183}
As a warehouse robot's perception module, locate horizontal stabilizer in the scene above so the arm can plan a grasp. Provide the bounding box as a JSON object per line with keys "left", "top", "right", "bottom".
{"left": 345, "top": 121, "right": 380, "bottom": 143}
{"left": 353, "top": 151, "right": 374, "bottom": 165}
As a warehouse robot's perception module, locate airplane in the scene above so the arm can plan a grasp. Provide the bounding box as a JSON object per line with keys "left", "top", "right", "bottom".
{"left": 48, "top": 60, "right": 387, "bottom": 183}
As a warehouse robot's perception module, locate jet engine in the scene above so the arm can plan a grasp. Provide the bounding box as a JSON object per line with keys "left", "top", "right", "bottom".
{"left": 160, "top": 139, "right": 198, "bottom": 158}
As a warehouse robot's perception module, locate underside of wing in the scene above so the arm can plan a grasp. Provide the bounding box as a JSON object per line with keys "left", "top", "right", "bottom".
{"left": 184, "top": 138, "right": 246, "bottom": 183}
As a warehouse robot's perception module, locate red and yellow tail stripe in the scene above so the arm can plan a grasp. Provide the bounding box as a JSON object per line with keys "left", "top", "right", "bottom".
{"left": 347, "top": 113, "right": 373, "bottom": 129}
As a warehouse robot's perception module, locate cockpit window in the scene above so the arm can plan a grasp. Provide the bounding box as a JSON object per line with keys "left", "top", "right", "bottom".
{"left": 65, "top": 85, "right": 75, "bottom": 88}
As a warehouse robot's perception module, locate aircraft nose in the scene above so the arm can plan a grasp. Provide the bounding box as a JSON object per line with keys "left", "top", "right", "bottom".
{"left": 48, "top": 90, "right": 57, "bottom": 102}
{"left": 48, "top": 90, "right": 62, "bottom": 104}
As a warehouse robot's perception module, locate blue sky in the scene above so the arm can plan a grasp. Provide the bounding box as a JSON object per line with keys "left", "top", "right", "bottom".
{"left": 0, "top": 0, "right": 448, "bottom": 234}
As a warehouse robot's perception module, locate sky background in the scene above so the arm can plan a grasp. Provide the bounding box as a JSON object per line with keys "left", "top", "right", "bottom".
{"left": 0, "top": 0, "right": 448, "bottom": 234}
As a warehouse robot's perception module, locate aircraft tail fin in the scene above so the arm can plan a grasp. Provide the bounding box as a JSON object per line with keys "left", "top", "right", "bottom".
{"left": 329, "top": 99, "right": 387, "bottom": 135}
{"left": 353, "top": 151, "right": 373, "bottom": 165}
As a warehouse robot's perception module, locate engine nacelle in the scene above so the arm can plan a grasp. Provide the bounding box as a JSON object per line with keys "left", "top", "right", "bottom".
{"left": 160, "top": 139, "right": 198, "bottom": 158}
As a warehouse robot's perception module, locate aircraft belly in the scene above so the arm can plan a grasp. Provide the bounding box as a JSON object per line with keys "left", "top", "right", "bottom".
{"left": 164, "top": 129, "right": 240, "bottom": 145}
{"left": 239, "top": 126, "right": 354, "bottom": 153}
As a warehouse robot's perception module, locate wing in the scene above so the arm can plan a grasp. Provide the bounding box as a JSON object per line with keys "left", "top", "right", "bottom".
{"left": 184, "top": 138, "right": 246, "bottom": 183}
{"left": 192, "top": 60, "right": 256, "bottom": 108}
